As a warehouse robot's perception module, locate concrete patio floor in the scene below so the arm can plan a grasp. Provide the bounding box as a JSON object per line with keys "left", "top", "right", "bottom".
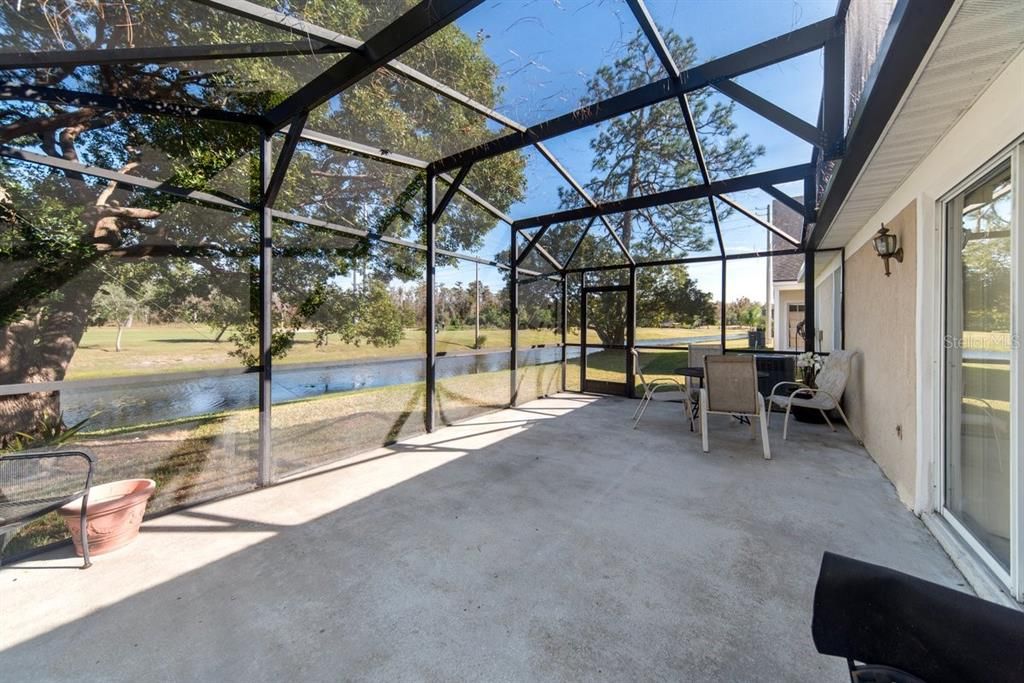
{"left": 0, "top": 394, "right": 968, "bottom": 681}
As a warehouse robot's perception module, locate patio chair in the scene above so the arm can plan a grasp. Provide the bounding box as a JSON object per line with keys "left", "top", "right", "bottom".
{"left": 699, "top": 355, "right": 771, "bottom": 459}
{"left": 0, "top": 449, "right": 96, "bottom": 569}
{"left": 767, "top": 349, "right": 862, "bottom": 444}
{"left": 812, "top": 551, "right": 1024, "bottom": 682}
{"left": 685, "top": 343, "right": 721, "bottom": 431}
{"left": 631, "top": 349, "right": 691, "bottom": 429}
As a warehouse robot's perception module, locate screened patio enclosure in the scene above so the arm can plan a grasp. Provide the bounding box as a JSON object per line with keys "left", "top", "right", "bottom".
{"left": 0, "top": 0, "right": 900, "bottom": 557}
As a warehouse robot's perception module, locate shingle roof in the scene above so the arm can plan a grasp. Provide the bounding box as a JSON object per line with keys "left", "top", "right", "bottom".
{"left": 772, "top": 198, "right": 804, "bottom": 282}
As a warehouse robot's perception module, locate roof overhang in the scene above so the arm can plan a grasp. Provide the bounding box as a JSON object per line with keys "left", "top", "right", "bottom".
{"left": 808, "top": 0, "right": 1024, "bottom": 250}
{"left": 773, "top": 280, "right": 803, "bottom": 290}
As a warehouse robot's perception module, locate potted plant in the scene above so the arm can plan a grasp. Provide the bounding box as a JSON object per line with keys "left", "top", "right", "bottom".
{"left": 790, "top": 352, "right": 828, "bottom": 424}
{"left": 59, "top": 479, "right": 156, "bottom": 557}
{"left": 796, "top": 351, "right": 824, "bottom": 387}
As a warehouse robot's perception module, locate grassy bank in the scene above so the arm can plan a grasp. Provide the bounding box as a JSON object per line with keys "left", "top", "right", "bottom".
{"left": 2, "top": 364, "right": 560, "bottom": 559}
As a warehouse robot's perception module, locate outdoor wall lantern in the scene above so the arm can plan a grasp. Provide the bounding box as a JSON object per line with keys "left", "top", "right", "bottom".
{"left": 872, "top": 223, "right": 903, "bottom": 276}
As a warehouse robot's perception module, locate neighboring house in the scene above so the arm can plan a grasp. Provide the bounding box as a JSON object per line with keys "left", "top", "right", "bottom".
{"left": 770, "top": 199, "right": 844, "bottom": 354}
{"left": 768, "top": 200, "right": 806, "bottom": 351}
{"left": 809, "top": 0, "right": 1024, "bottom": 604}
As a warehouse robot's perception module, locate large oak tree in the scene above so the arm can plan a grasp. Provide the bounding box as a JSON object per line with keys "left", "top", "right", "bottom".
{"left": 0, "top": 0, "right": 525, "bottom": 440}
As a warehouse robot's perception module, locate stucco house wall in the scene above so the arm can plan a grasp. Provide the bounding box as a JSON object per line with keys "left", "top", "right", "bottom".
{"left": 843, "top": 201, "right": 919, "bottom": 506}
{"left": 834, "top": 47, "right": 1023, "bottom": 516}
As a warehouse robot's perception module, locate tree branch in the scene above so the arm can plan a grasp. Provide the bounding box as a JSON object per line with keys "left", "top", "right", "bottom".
{"left": 0, "top": 108, "right": 98, "bottom": 143}
{"left": 94, "top": 161, "right": 142, "bottom": 207}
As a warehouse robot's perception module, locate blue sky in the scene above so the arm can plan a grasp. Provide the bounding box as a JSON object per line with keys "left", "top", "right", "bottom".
{"left": 434, "top": 0, "right": 835, "bottom": 301}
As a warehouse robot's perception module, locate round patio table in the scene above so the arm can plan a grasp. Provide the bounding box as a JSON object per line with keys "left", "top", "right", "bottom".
{"left": 673, "top": 367, "right": 770, "bottom": 382}
{"left": 675, "top": 366, "right": 704, "bottom": 383}
{"left": 674, "top": 367, "right": 703, "bottom": 430}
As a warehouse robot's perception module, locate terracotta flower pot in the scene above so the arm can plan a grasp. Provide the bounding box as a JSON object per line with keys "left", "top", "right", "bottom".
{"left": 59, "top": 479, "right": 155, "bottom": 557}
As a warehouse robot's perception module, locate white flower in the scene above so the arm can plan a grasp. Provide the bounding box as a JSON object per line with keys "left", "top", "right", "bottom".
{"left": 797, "top": 352, "right": 823, "bottom": 370}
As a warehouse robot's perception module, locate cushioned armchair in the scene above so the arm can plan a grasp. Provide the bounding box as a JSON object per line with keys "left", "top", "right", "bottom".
{"left": 767, "top": 350, "right": 861, "bottom": 444}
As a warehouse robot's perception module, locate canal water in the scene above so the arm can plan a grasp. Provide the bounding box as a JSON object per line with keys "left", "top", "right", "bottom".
{"left": 61, "top": 334, "right": 736, "bottom": 430}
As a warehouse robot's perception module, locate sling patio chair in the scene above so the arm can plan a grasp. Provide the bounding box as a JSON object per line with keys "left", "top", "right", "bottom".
{"left": 684, "top": 343, "right": 721, "bottom": 432}
{"left": 699, "top": 354, "right": 771, "bottom": 460}
{"left": 767, "top": 349, "right": 862, "bottom": 444}
{"left": 0, "top": 449, "right": 96, "bottom": 568}
{"left": 631, "top": 348, "right": 692, "bottom": 429}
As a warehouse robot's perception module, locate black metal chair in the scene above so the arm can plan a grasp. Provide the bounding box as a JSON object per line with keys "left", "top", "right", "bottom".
{"left": 812, "top": 551, "right": 1024, "bottom": 683}
{"left": 0, "top": 449, "right": 96, "bottom": 569}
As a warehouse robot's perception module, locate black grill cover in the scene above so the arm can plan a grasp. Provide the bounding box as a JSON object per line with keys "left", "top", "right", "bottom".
{"left": 812, "top": 552, "right": 1024, "bottom": 683}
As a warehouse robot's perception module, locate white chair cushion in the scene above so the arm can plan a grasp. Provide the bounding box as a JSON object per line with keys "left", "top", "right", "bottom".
{"left": 770, "top": 392, "right": 836, "bottom": 410}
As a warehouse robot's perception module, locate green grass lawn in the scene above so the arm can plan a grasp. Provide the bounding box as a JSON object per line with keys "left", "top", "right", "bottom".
{"left": 65, "top": 324, "right": 563, "bottom": 380}
{"left": 65, "top": 324, "right": 746, "bottom": 380}
{"left": 568, "top": 325, "right": 731, "bottom": 345}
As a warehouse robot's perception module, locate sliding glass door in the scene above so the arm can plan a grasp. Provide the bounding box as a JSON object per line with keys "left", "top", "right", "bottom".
{"left": 943, "top": 151, "right": 1020, "bottom": 593}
